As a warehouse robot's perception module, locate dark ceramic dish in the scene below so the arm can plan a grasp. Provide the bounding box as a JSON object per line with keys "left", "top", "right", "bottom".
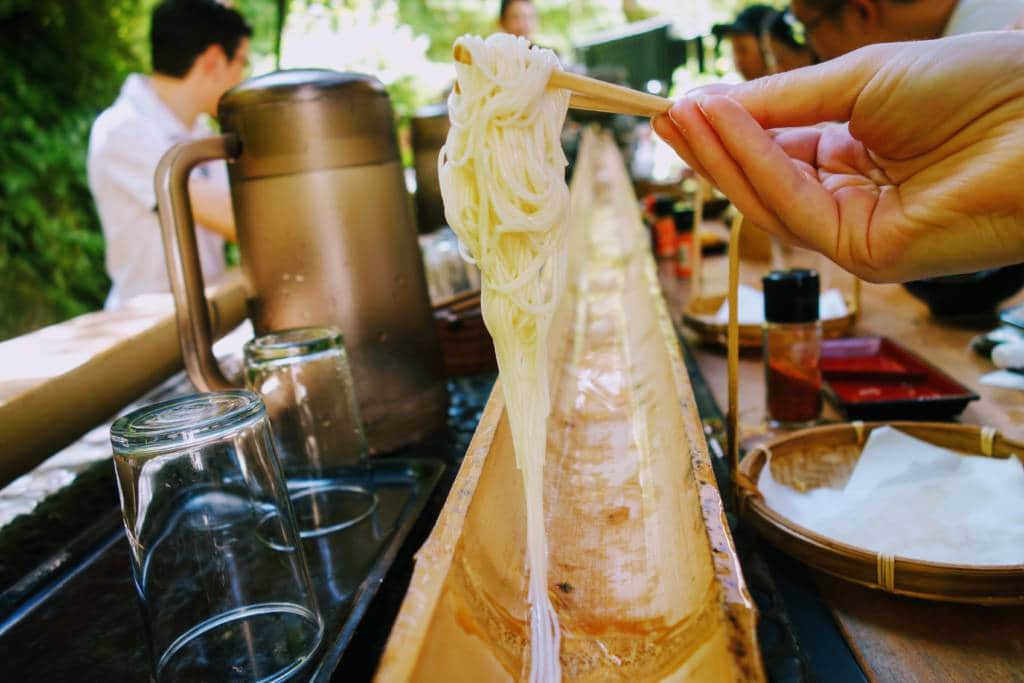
{"left": 902, "top": 264, "right": 1024, "bottom": 319}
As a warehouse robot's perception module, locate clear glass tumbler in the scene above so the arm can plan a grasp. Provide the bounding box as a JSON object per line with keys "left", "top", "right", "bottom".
{"left": 111, "top": 391, "right": 323, "bottom": 682}
{"left": 244, "top": 327, "right": 374, "bottom": 538}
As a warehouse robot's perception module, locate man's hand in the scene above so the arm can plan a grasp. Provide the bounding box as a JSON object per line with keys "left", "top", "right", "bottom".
{"left": 654, "top": 32, "right": 1024, "bottom": 282}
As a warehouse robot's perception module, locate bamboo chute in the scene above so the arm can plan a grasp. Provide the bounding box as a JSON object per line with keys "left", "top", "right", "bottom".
{"left": 376, "top": 131, "right": 763, "bottom": 682}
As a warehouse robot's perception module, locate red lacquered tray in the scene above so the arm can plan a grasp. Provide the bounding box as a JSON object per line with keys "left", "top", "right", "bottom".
{"left": 821, "top": 336, "right": 978, "bottom": 421}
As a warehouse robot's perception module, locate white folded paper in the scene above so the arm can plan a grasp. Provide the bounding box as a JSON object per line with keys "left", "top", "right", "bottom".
{"left": 758, "top": 426, "right": 1024, "bottom": 565}
{"left": 714, "top": 286, "right": 848, "bottom": 324}
{"left": 992, "top": 341, "right": 1024, "bottom": 370}
{"left": 980, "top": 369, "right": 1024, "bottom": 391}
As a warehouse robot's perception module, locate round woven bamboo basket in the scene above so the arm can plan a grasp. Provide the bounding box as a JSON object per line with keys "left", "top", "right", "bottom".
{"left": 734, "top": 421, "right": 1024, "bottom": 605}
{"left": 681, "top": 205, "right": 861, "bottom": 349}
{"left": 682, "top": 291, "right": 859, "bottom": 349}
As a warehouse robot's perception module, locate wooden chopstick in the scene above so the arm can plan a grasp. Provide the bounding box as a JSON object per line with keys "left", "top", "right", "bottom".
{"left": 554, "top": 70, "right": 671, "bottom": 117}
{"left": 432, "top": 287, "right": 481, "bottom": 312}
{"left": 569, "top": 93, "right": 664, "bottom": 118}
{"left": 726, "top": 211, "right": 743, "bottom": 486}
{"left": 453, "top": 44, "right": 672, "bottom": 118}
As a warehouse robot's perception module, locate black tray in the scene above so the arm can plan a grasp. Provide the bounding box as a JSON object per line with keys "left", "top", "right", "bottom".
{"left": 0, "top": 457, "right": 443, "bottom": 682}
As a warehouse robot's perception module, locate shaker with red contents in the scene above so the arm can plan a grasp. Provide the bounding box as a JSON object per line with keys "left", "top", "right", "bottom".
{"left": 674, "top": 208, "right": 695, "bottom": 279}
{"left": 646, "top": 195, "right": 678, "bottom": 258}
{"left": 763, "top": 269, "right": 822, "bottom": 427}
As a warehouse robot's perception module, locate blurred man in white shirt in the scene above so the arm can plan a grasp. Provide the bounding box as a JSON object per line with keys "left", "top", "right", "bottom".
{"left": 88, "top": 0, "right": 251, "bottom": 308}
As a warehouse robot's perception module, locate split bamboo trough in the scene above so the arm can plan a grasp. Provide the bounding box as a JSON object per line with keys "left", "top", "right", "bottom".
{"left": 376, "top": 131, "right": 763, "bottom": 681}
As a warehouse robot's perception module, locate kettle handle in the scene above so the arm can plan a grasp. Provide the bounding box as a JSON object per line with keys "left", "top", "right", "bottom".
{"left": 155, "top": 133, "right": 241, "bottom": 391}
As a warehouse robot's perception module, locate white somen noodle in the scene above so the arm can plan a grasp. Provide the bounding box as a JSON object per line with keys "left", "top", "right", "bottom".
{"left": 439, "top": 33, "right": 570, "bottom": 682}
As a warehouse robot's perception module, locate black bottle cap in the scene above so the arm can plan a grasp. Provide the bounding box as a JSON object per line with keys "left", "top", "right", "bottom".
{"left": 652, "top": 195, "right": 676, "bottom": 216}
{"left": 763, "top": 269, "right": 820, "bottom": 323}
{"left": 673, "top": 208, "right": 694, "bottom": 233}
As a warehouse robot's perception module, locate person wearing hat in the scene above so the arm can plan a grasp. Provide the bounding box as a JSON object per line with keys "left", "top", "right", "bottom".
{"left": 712, "top": 4, "right": 777, "bottom": 80}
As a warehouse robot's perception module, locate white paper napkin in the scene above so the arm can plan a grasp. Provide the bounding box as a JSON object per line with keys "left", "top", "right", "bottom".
{"left": 980, "top": 369, "right": 1024, "bottom": 391}
{"left": 758, "top": 426, "right": 1024, "bottom": 565}
{"left": 714, "top": 286, "right": 848, "bottom": 324}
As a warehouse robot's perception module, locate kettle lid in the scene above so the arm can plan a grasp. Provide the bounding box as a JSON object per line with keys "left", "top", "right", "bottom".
{"left": 217, "top": 69, "right": 399, "bottom": 178}
{"left": 219, "top": 69, "right": 386, "bottom": 114}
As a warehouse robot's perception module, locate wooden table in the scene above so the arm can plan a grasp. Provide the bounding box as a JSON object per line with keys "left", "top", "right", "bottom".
{"left": 658, "top": 257, "right": 1024, "bottom": 683}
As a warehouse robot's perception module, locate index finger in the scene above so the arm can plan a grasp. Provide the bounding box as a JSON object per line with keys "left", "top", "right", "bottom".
{"left": 688, "top": 44, "right": 892, "bottom": 129}
{"left": 688, "top": 94, "right": 840, "bottom": 258}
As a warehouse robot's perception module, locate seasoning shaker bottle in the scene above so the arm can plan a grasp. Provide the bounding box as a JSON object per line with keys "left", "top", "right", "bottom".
{"left": 763, "top": 269, "right": 822, "bottom": 427}
{"left": 647, "top": 195, "right": 678, "bottom": 258}
{"left": 674, "top": 208, "right": 695, "bottom": 279}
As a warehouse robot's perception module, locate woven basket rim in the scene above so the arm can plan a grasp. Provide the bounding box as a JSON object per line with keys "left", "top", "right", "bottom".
{"left": 681, "top": 295, "right": 858, "bottom": 348}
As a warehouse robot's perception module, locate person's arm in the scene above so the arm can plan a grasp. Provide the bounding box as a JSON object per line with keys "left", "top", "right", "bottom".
{"left": 653, "top": 31, "right": 1024, "bottom": 283}
{"left": 96, "top": 124, "right": 237, "bottom": 243}
{"left": 188, "top": 174, "right": 236, "bottom": 243}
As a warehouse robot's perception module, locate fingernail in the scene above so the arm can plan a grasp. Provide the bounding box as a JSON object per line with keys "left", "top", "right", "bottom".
{"left": 695, "top": 94, "right": 712, "bottom": 117}
{"left": 668, "top": 102, "right": 686, "bottom": 126}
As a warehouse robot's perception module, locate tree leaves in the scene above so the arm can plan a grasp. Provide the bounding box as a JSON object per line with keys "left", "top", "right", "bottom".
{"left": 0, "top": 0, "right": 147, "bottom": 339}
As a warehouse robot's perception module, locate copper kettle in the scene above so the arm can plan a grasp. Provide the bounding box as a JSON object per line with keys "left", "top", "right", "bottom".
{"left": 154, "top": 70, "right": 447, "bottom": 453}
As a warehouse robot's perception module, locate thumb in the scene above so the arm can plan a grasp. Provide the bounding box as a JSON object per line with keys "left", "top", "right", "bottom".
{"left": 688, "top": 43, "right": 891, "bottom": 129}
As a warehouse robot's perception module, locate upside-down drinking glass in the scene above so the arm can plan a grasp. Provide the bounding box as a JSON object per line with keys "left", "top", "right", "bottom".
{"left": 110, "top": 391, "right": 322, "bottom": 682}
{"left": 244, "top": 327, "right": 376, "bottom": 540}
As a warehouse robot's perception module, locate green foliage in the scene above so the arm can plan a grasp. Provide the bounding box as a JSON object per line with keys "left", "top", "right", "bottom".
{"left": 236, "top": 0, "right": 287, "bottom": 64}
{"left": 0, "top": 1, "right": 152, "bottom": 340}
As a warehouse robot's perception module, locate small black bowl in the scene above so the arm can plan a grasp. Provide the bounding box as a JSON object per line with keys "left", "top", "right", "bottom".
{"left": 902, "top": 264, "right": 1024, "bottom": 323}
